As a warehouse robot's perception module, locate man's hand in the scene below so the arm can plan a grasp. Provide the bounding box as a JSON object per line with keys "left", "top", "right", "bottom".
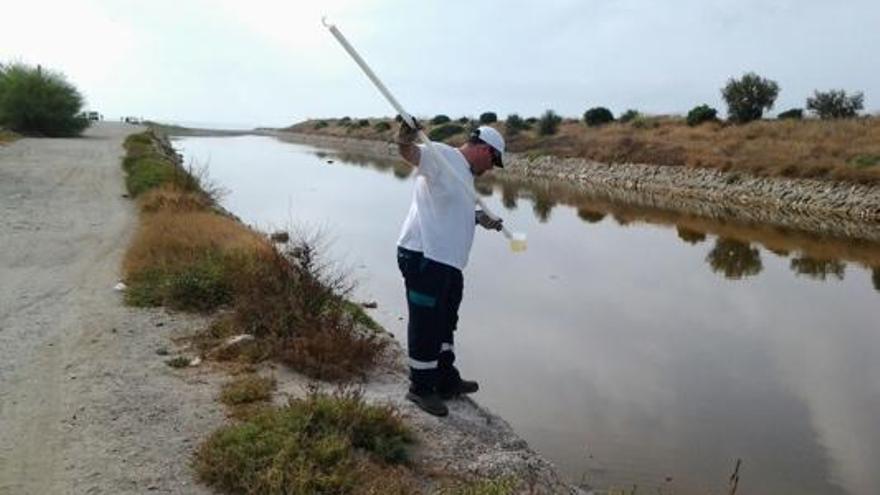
{"left": 396, "top": 117, "right": 422, "bottom": 165}
{"left": 476, "top": 210, "right": 503, "bottom": 231}
{"left": 395, "top": 117, "right": 421, "bottom": 145}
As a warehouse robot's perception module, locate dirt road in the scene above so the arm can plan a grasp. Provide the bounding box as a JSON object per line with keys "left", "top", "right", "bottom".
{"left": 0, "top": 123, "right": 221, "bottom": 494}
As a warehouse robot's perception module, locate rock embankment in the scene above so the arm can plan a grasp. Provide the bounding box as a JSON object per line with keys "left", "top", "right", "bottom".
{"left": 273, "top": 131, "right": 880, "bottom": 242}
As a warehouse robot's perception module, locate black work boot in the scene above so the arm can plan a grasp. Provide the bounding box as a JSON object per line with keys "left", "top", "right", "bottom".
{"left": 406, "top": 391, "right": 448, "bottom": 417}
{"left": 438, "top": 379, "right": 479, "bottom": 400}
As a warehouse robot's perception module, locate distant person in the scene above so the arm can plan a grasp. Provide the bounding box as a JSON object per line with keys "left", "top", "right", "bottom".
{"left": 395, "top": 119, "right": 505, "bottom": 416}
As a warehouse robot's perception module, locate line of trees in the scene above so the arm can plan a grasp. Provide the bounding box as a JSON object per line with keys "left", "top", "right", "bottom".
{"left": 0, "top": 61, "right": 89, "bottom": 137}
{"left": 439, "top": 72, "right": 868, "bottom": 136}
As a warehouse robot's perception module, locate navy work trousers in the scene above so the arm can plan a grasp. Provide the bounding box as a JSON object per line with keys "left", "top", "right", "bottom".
{"left": 397, "top": 247, "right": 463, "bottom": 394}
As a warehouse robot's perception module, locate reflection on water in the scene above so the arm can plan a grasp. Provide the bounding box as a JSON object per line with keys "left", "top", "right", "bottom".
{"left": 676, "top": 226, "right": 707, "bottom": 244}
{"left": 790, "top": 256, "right": 846, "bottom": 281}
{"left": 707, "top": 238, "right": 763, "bottom": 280}
{"left": 175, "top": 135, "right": 880, "bottom": 495}
{"left": 485, "top": 175, "right": 880, "bottom": 292}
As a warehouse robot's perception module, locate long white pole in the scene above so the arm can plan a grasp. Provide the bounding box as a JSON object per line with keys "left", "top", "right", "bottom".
{"left": 322, "top": 17, "right": 526, "bottom": 251}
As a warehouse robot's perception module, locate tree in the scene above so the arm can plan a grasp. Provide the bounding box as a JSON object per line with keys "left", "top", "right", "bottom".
{"left": 686, "top": 104, "right": 718, "bottom": 126}
{"left": 583, "top": 107, "right": 614, "bottom": 127}
{"left": 430, "top": 114, "right": 451, "bottom": 125}
{"left": 537, "top": 110, "right": 562, "bottom": 136}
{"left": 504, "top": 113, "right": 527, "bottom": 135}
{"left": 721, "top": 72, "right": 780, "bottom": 123}
{"left": 806, "top": 90, "right": 864, "bottom": 119}
{"left": 0, "top": 62, "right": 89, "bottom": 136}
{"left": 619, "top": 109, "right": 639, "bottom": 123}
{"left": 479, "top": 112, "right": 497, "bottom": 124}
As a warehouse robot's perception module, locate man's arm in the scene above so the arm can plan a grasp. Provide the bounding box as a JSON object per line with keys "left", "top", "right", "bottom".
{"left": 396, "top": 120, "right": 421, "bottom": 166}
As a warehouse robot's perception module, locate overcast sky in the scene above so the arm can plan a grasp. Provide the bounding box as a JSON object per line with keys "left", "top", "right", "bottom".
{"left": 2, "top": 0, "right": 877, "bottom": 128}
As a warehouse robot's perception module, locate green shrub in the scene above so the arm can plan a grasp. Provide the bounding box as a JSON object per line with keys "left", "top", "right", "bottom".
{"left": 195, "top": 390, "right": 413, "bottom": 495}
{"left": 721, "top": 72, "right": 780, "bottom": 123}
{"left": 456, "top": 116, "right": 469, "bottom": 124}
{"left": 125, "top": 157, "right": 177, "bottom": 197}
{"left": 537, "top": 110, "right": 562, "bottom": 136}
{"left": 583, "top": 107, "right": 614, "bottom": 127}
{"left": 807, "top": 90, "right": 864, "bottom": 119}
{"left": 313, "top": 120, "right": 328, "bottom": 129}
{"left": 428, "top": 123, "right": 465, "bottom": 141}
{"left": 126, "top": 252, "right": 234, "bottom": 312}
{"left": 356, "top": 119, "right": 369, "bottom": 128}
{"left": 479, "top": 112, "right": 497, "bottom": 124}
{"left": 777, "top": 108, "right": 803, "bottom": 120}
{"left": 849, "top": 154, "right": 880, "bottom": 169}
{"left": 0, "top": 62, "right": 89, "bottom": 136}
{"left": 686, "top": 104, "right": 719, "bottom": 126}
{"left": 525, "top": 117, "right": 538, "bottom": 124}
{"left": 373, "top": 121, "right": 391, "bottom": 131}
{"left": 431, "top": 114, "right": 451, "bottom": 125}
{"left": 619, "top": 109, "right": 639, "bottom": 123}
{"left": 339, "top": 116, "right": 351, "bottom": 126}
{"left": 630, "top": 115, "right": 659, "bottom": 129}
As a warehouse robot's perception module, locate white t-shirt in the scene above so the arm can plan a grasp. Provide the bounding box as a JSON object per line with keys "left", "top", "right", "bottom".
{"left": 397, "top": 142, "right": 476, "bottom": 271}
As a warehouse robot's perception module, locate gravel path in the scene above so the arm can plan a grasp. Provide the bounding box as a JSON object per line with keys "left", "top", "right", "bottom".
{"left": 0, "top": 123, "right": 223, "bottom": 495}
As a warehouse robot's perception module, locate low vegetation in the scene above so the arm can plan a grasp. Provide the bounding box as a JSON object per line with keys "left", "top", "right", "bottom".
{"left": 219, "top": 374, "right": 277, "bottom": 406}
{"left": 0, "top": 127, "right": 17, "bottom": 144}
{"left": 289, "top": 111, "right": 880, "bottom": 183}
{"left": 121, "top": 130, "right": 387, "bottom": 380}
{"left": 0, "top": 62, "right": 89, "bottom": 137}
{"left": 286, "top": 69, "right": 877, "bottom": 184}
{"left": 195, "top": 389, "right": 415, "bottom": 495}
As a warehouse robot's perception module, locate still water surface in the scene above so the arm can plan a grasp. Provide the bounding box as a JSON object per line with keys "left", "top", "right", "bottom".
{"left": 175, "top": 135, "right": 880, "bottom": 495}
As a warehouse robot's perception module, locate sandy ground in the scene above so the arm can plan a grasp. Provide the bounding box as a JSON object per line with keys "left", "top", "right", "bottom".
{"left": 0, "top": 123, "right": 582, "bottom": 495}
{"left": 0, "top": 123, "right": 223, "bottom": 494}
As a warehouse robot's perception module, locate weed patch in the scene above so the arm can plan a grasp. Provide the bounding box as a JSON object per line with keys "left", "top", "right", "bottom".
{"left": 194, "top": 389, "right": 414, "bottom": 495}
{"left": 166, "top": 356, "right": 191, "bottom": 368}
{"left": 219, "top": 374, "right": 276, "bottom": 406}
{"left": 0, "top": 128, "right": 18, "bottom": 144}
{"left": 229, "top": 239, "right": 388, "bottom": 381}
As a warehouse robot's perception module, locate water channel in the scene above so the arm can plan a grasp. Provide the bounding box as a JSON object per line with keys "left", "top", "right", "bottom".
{"left": 175, "top": 134, "right": 880, "bottom": 495}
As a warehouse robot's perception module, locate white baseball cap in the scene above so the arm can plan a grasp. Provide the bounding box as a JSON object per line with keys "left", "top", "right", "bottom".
{"left": 471, "top": 125, "right": 505, "bottom": 167}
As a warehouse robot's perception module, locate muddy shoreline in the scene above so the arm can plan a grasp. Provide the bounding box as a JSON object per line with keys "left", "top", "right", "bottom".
{"left": 272, "top": 131, "right": 880, "bottom": 243}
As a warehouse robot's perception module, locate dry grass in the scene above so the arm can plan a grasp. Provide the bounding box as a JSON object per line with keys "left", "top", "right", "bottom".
{"left": 290, "top": 116, "right": 880, "bottom": 183}
{"left": 123, "top": 208, "right": 270, "bottom": 277}
{"left": 122, "top": 201, "right": 272, "bottom": 311}
{"left": 122, "top": 130, "right": 388, "bottom": 380}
